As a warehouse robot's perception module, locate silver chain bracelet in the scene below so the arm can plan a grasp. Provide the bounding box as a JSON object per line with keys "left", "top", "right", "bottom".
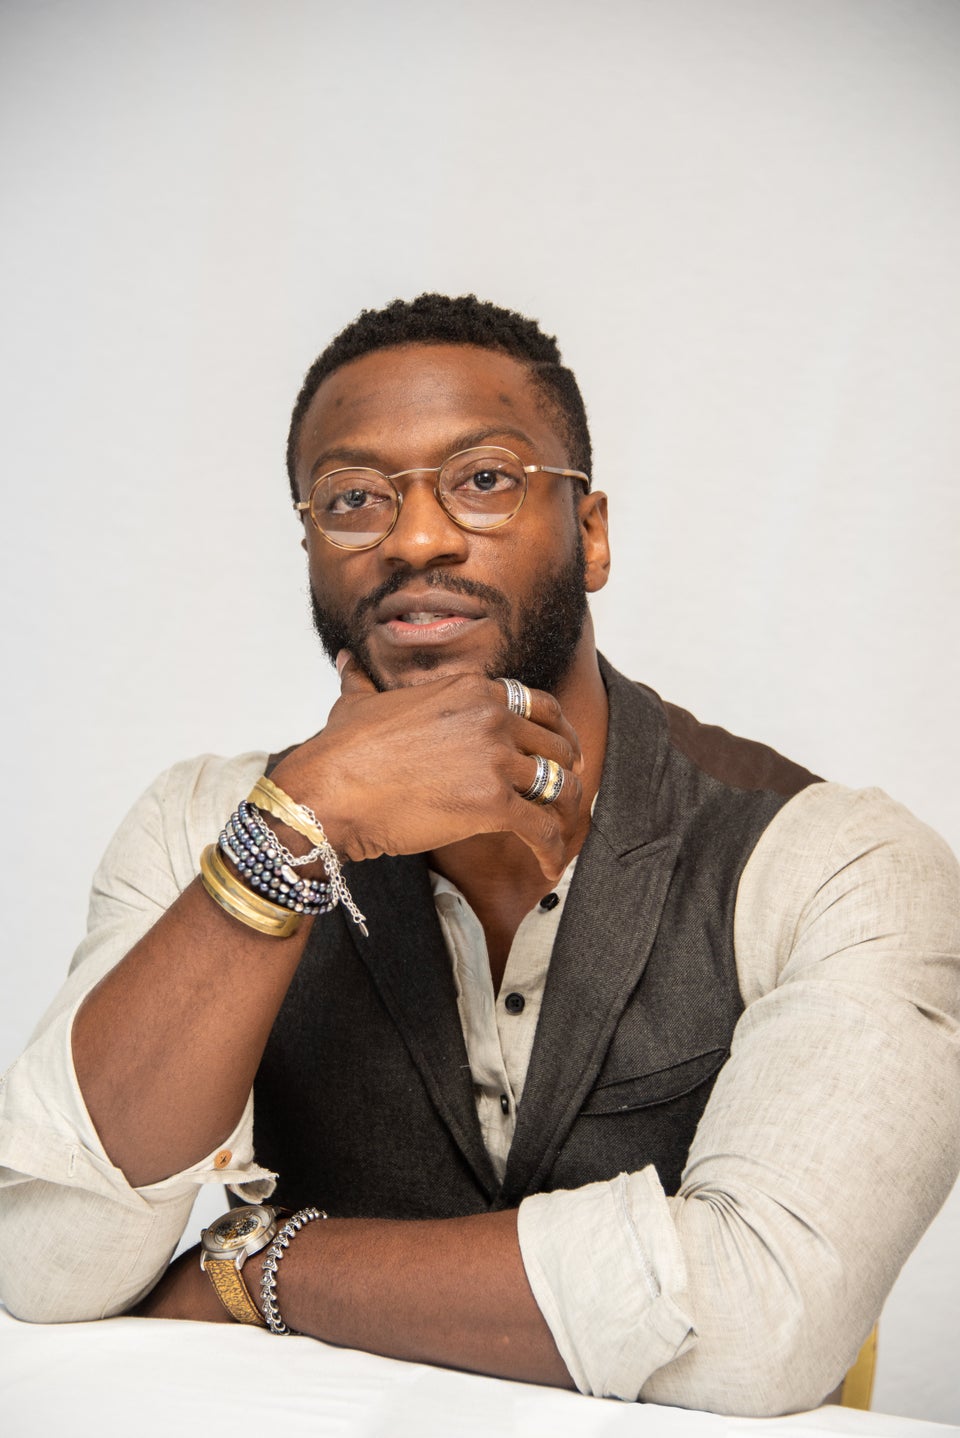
{"left": 258, "top": 1206, "right": 327, "bottom": 1334}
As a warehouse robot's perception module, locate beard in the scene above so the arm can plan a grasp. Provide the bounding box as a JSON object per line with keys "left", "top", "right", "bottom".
{"left": 311, "top": 534, "right": 588, "bottom": 695}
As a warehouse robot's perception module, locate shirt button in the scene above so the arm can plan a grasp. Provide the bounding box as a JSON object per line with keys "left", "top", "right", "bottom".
{"left": 504, "top": 992, "right": 525, "bottom": 1014}
{"left": 539, "top": 892, "right": 560, "bottom": 911}
{"left": 500, "top": 1094, "right": 510, "bottom": 1115}
{"left": 213, "top": 1149, "right": 232, "bottom": 1170}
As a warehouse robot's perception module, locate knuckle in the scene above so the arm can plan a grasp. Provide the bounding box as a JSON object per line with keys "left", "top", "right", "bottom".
{"left": 563, "top": 772, "right": 583, "bottom": 805}
{"left": 542, "top": 692, "right": 562, "bottom": 725}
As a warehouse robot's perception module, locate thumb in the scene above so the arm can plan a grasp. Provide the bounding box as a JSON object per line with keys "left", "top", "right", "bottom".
{"left": 337, "top": 649, "right": 377, "bottom": 695}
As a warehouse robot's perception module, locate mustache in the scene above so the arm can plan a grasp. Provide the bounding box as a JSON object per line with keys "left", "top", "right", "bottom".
{"left": 353, "top": 569, "right": 512, "bottom": 625}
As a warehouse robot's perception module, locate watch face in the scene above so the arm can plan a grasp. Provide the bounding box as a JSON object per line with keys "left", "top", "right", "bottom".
{"left": 211, "top": 1211, "right": 265, "bottom": 1251}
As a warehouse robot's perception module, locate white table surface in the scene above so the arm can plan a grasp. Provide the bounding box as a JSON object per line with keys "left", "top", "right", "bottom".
{"left": 1, "top": 1307, "right": 956, "bottom": 1438}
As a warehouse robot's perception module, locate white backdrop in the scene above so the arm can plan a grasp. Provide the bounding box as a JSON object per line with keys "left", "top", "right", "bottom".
{"left": 1, "top": 0, "right": 958, "bottom": 1423}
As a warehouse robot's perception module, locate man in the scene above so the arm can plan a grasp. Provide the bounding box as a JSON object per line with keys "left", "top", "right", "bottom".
{"left": 1, "top": 295, "right": 958, "bottom": 1417}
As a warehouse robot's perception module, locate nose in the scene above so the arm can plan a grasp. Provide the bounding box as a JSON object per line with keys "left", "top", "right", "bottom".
{"left": 378, "top": 476, "right": 470, "bottom": 568}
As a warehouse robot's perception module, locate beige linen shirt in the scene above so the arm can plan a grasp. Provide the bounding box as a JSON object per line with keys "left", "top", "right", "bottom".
{"left": 1, "top": 752, "right": 959, "bottom": 1416}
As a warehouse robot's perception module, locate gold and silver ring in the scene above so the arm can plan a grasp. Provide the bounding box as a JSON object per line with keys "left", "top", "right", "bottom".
{"left": 499, "top": 677, "right": 533, "bottom": 720}
{"left": 521, "top": 755, "right": 564, "bottom": 806}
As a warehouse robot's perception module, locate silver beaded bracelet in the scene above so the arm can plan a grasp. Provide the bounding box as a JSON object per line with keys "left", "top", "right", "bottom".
{"left": 258, "top": 1206, "right": 327, "bottom": 1334}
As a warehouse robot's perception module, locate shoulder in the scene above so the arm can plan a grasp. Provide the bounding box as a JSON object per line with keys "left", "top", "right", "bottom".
{"left": 734, "top": 782, "right": 960, "bottom": 1003}
{"left": 148, "top": 750, "right": 270, "bottom": 832}
{"left": 103, "top": 750, "right": 269, "bottom": 882}
{"left": 33, "top": 751, "right": 270, "bottom": 1028}
{"left": 76, "top": 750, "right": 268, "bottom": 953}
{"left": 660, "top": 698, "right": 821, "bottom": 798}
{"left": 599, "top": 657, "right": 820, "bottom": 813}
{"left": 596, "top": 660, "right": 822, "bottom": 878}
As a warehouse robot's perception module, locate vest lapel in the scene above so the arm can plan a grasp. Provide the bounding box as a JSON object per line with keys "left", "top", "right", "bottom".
{"left": 500, "top": 662, "right": 682, "bottom": 1204}
{"left": 342, "top": 853, "right": 499, "bottom": 1199}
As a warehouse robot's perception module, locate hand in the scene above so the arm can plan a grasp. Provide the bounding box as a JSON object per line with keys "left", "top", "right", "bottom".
{"left": 131, "top": 1245, "right": 231, "bottom": 1323}
{"left": 271, "top": 657, "right": 583, "bottom": 882}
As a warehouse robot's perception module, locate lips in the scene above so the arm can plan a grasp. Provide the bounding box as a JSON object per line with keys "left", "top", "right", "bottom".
{"left": 372, "top": 590, "right": 488, "bottom": 647}
{"left": 373, "top": 590, "right": 487, "bottom": 625}
{"left": 397, "top": 611, "right": 463, "bottom": 625}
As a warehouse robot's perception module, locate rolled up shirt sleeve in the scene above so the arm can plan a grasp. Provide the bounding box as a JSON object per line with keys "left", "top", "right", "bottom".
{"left": 0, "top": 752, "right": 275, "bottom": 1323}
{"left": 518, "top": 1167, "right": 696, "bottom": 1398}
{"left": 516, "top": 785, "right": 960, "bottom": 1414}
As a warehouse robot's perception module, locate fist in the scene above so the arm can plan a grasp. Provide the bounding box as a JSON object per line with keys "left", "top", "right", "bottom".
{"left": 270, "top": 656, "right": 583, "bottom": 881}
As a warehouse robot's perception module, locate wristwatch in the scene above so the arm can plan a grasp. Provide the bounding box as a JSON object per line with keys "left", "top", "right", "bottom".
{"left": 200, "top": 1203, "right": 285, "bottom": 1326}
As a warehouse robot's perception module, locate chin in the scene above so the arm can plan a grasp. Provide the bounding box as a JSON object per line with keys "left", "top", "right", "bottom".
{"left": 375, "top": 650, "right": 491, "bottom": 691}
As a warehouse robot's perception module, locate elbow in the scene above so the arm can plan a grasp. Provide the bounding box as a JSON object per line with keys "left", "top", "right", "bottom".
{"left": 0, "top": 1270, "right": 146, "bottom": 1325}
{"left": 0, "top": 1261, "right": 107, "bottom": 1324}
{"left": 0, "top": 1162, "right": 191, "bottom": 1326}
{"left": 0, "top": 1248, "right": 139, "bottom": 1324}
{"left": 711, "top": 1348, "right": 846, "bottom": 1418}
{"left": 641, "top": 1293, "right": 859, "bottom": 1417}
{"left": 0, "top": 1229, "right": 163, "bottom": 1323}
{"left": 2, "top": 1293, "right": 101, "bottom": 1325}
{"left": 645, "top": 1339, "right": 848, "bottom": 1418}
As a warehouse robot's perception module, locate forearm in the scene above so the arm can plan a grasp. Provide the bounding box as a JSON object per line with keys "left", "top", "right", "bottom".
{"left": 143, "top": 1208, "right": 574, "bottom": 1388}
{"left": 71, "top": 879, "right": 310, "bottom": 1187}
{"left": 282, "top": 1210, "right": 571, "bottom": 1385}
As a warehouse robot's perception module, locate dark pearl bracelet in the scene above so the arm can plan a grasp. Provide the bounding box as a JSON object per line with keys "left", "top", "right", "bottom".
{"left": 218, "top": 802, "right": 335, "bottom": 916}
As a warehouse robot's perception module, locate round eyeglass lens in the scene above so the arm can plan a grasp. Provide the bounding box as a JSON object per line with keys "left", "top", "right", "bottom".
{"left": 438, "top": 448, "right": 527, "bottom": 529}
{"left": 310, "top": 469, "right": 398, "bottom": 548}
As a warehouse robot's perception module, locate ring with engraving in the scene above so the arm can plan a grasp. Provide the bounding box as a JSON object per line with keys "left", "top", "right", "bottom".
{"left": 521, "top": 754, "right": 550, "bottom": 802}
{"left": 533, "top": 758, "right": 564, "bottom": 806}
{"left": 521, "top": 755, "right": 564, "bottom": 805}
{"left": 498, "top": 677, "right": 533, "bottom": 720}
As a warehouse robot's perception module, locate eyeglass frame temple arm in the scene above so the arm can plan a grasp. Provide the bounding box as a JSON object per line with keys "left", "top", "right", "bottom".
{"left": 525, "top": 464, "right": 590, "bottom": 492}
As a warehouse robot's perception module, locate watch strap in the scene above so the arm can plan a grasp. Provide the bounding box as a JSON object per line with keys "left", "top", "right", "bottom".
{"left": 204, "top": 1256, "right": 267, "bottom": 1326}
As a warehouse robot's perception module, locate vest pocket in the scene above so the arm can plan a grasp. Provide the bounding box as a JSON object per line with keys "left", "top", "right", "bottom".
{"left": 579, "top": 1047, "right": 728, "bottom": 1114}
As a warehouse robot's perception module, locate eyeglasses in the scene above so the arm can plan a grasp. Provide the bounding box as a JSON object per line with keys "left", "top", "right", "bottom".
{"left": 294, "top": 445, "right": 590, "bottom": 551}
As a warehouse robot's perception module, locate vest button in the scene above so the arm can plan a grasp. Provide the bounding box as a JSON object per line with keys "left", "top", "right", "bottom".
{"left": 500, "top": 1094, "right": 510, "bottom": 1115}
{"left": 504, "top": 992, "right": 525, "bottom": 1014}
{"left": 539, "top": 892, "right": 560, "bottom": 911}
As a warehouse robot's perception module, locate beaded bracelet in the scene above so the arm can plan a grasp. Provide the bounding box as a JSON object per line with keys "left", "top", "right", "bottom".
{"left": 238, "top": 797, "right": 324, "bottom": 869}
{"left": 248, "top": 777, "right": 368, "bottom": 937}
{"left": 219, "top": 836, "right": 332, "bottom": 917}
{"left": 259, "top": 1207, "right": 327, "bottom": 1334}
{"left": 219, "top": 802, "right": 334, "bottom": 916}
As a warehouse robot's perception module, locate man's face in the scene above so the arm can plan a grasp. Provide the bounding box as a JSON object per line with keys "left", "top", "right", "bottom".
{"left": 294, "top": 343, "right": 606, "bottom": 694}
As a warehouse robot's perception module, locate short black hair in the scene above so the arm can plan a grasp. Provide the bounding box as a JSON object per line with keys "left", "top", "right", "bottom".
{"left": 286, "top": 293, "right": 591, "bottom": 500}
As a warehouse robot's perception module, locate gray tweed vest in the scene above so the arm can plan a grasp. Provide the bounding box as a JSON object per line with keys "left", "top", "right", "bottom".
{"left": 253, "top": 657, "right": 819, "bottom": 1215}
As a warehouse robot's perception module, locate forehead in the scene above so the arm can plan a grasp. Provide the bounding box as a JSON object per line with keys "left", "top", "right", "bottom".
{"left": 295, "top": 343, "right": 566, "bottom": 478}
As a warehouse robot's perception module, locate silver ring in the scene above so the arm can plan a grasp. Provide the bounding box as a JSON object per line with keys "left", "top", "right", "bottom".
{"left": 521, "top": 757, "right": 564, "bottom": 805}
{"left": 521, "top": 755, "right": 550, "bottom": 802}
{"left": 498, "top": 677, "right": 532, "bottom": 720}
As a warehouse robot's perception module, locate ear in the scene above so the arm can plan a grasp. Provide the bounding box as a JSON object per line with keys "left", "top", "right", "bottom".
{"left": 578, "top": 490, "right": 610, "bottom": 593}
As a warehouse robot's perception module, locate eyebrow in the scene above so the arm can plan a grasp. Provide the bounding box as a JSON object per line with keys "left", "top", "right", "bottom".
{"left": 308, "top": 426, "right": 538, "bottom": 478}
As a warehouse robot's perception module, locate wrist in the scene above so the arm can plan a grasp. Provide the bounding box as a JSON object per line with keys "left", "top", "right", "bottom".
{"left": 266, "top": 756, "right": 352, "bottom": 859}
{"left": 198, "top": 1204, "right": 289, "bottom": 1327}
{"left": 133, "top": 1246, "right": 229, "bottom": 1323}
{"left": 258, "top": 1206, "right": 328, "bottom": 1334}
{"left": 245, "top": 773, "right": 367, "bottom": 936}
